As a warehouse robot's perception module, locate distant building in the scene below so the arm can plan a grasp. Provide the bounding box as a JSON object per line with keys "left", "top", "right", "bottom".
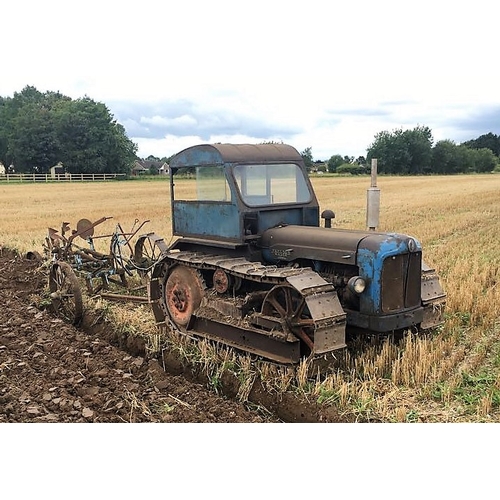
{"left": 157, "top": 162, "right": 169, "bottom": 175}
{"left": 132, "top": 159, "right": 169, "bottom": 176}
{"left": 50, "top": 162, "right": 65, "bottom": 178}
{"left": 132, "top": 161, "right": 148, "bottom": 176}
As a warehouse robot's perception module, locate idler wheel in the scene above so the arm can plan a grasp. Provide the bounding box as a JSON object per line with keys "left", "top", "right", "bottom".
{"left": 165, "top": 266, "right": 204, "bottom": 327}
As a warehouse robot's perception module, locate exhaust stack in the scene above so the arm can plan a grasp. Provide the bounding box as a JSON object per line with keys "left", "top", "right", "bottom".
{"left": 366, "top": 158, "right": 380, "bottom": 231}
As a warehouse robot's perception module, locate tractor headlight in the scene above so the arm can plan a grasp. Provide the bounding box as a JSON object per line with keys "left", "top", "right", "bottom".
{"left": 407, "top": 238, "right": 417, "bottom": 252}
{"left": 348, "top": 276, "right": 366, "bottom": 295}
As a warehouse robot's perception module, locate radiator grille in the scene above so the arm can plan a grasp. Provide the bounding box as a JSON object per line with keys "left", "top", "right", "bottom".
{"left": 381, "top": 252, "right": 421, "bottom": 312}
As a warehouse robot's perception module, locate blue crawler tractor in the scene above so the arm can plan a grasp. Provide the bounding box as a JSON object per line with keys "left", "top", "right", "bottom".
{"left": 148, "top": 143, "right": 446, "bottom": 364}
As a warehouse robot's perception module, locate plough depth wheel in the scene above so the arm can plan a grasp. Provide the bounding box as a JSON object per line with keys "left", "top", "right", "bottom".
{"left": 49, "top": 261, "right": 83, "bottom": 326}
{"left": 133, "top": 233, "right": 168, "bottom": 278}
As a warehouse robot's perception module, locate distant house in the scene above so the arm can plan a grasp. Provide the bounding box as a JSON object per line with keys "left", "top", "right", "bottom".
{"left": 132, "top": 160, "right": 169, "bottom": 176}
{"left": 50, "top": 162, "right": 65, "bottom": 178}
{"left": 157, "top": 162, "right": 169, "bottom": 175}
{"left": 132, "top": 162, "right": 148, "bottom": 176}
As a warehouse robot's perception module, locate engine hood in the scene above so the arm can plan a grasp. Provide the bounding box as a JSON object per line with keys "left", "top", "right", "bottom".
{"left": 260, "top": 225, "right": 420, "bottom": 265}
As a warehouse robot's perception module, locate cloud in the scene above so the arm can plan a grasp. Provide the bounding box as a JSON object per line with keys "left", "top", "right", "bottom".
{"left": 451, "top": 106, "right": 500, "bottom": 137}
{"left": 109, "top": 98, "right": 303, "bottom": 146}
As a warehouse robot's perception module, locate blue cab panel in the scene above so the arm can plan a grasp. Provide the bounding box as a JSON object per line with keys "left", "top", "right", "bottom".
{"left": 173, "top": 201, "right": 241, "bottom": 240}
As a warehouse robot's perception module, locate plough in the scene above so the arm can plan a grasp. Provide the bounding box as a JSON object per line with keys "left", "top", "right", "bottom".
{"left": 43, "top": 217, "right": 167, "bottom": 325}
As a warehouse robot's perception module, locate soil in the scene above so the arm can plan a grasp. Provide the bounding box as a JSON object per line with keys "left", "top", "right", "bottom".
{"left": 0, "top": 249, "right": 283, "bottom": 423}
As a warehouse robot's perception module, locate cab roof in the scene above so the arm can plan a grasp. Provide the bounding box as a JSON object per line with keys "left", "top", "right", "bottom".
{"left": 169, "top": 143, "right": 303, "bottom": 169}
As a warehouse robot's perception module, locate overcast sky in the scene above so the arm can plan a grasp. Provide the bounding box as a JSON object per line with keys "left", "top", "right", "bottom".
{"left": 2, "top": 0, "right": 498, "bottom": 161}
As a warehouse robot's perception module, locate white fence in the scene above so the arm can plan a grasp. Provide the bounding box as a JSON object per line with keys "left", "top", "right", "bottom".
{"left": 0, "top": 173, "right": 127, "bottom": 183}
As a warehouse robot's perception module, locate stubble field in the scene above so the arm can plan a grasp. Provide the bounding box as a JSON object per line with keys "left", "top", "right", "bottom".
{"left": 1, "top": 173, "right": 499, "bottom": 422}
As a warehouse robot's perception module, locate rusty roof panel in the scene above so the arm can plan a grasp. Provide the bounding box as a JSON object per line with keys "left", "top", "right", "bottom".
{"left": 169, "top": 143, "right": 303, "bottom": 169}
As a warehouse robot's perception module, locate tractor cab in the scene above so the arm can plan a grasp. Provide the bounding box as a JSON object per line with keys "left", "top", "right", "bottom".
{"left": 168, "top": 143, "right": 320, "bottom": 246}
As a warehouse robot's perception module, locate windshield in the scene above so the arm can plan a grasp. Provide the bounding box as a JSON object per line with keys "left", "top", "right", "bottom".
{"left": 232, "top": 163, "right": 311, "bottom": 207}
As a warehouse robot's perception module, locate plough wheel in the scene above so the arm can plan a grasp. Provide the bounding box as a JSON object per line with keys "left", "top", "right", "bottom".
{"left": 133, "top": 233, "right": 168, "bottom": 278}
{"left": 49, "top": 261, "right": 83, "bottom": 326}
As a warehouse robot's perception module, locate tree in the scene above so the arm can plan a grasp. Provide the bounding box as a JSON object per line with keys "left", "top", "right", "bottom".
{"left": 7, "top": 102, "right": 61, "bottom": 172}
{"left": 431, "top": 140, "right": 461, "bottom": 174}
{"left": 367, "top": 125, "right": 433, "bottom": 174}
{"left": 327, "top": 154, "right": 344, "bottom": 173}
{"left": 0, "top": 86, "right": 137, "bottom": 174}
{"left": 463, "top": 147, "right": 497, "bottom": 173}
{"left": 431, "top": 140, "right": 497, "bottom": 174}
{"left": 54, "top": 97, "right": 137, "bottom": 174}
{"left": 462, "top": 132, "right": 500, "bottom": 157}
{"left": 301, "top": 147, "right": 313, "bottom": 171}
{"left": 0, "top": 97, "right": 9, "bottom": 162}
{"left": 407, "top": 125, "right": 433, "bottom": 174}
{"left": 367, "top": 129, "right": 408, "bottom": 174}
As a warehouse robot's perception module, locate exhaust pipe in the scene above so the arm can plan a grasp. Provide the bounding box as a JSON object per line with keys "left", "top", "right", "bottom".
{"left": 366, "top": 158, "right": 380, "bottom": 231}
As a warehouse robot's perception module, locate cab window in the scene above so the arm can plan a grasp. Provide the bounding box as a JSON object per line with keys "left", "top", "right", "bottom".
{"left": 233, "top": 163, "right": 311, "bottom": 206}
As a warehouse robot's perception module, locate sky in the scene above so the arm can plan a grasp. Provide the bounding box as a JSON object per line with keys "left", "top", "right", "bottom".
{"left": 2, "top": 0, "right": 499, "bottom": 161}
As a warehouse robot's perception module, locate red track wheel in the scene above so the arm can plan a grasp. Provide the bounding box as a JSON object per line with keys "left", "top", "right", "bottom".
{"left": 164, "top": 266, "right": 204, "bottom": 328}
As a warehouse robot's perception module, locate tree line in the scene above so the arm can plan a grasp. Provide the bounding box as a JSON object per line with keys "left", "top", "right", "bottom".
{"left": 2, "top": 86, "right": 499, "bottom": 176}
{"left": 0, "top": 86, "right": 137, "bottom": 174}
{"left": 324, "top": 126, "right": 500, "bottom": 175}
